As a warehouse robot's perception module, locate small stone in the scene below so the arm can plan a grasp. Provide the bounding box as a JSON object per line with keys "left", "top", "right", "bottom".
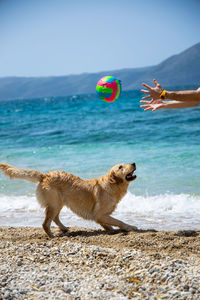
{"left": 190, "top": 288, "right": 197, "bottom": 294}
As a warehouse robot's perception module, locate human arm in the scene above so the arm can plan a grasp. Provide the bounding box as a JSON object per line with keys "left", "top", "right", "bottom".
{"left": 164, "top": 88, "right": 200, "bottom": 102}
{"left": 141, "top": 79, "right": 200, "bottom": 103}
{"left": 140, "top": 99, "right": 199, "bottom": 112}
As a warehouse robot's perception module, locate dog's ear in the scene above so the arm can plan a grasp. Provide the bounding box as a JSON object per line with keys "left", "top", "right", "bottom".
{"left": 109, "top": 171, "right": 123, "bottom": 184}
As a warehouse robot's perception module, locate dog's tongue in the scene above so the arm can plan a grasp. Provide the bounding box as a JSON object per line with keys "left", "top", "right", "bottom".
{"left": 126, "top": 171, "right": 133, "bottom": 180}
{"left": 127, "top": 171, "right": 133, "bottom": 179}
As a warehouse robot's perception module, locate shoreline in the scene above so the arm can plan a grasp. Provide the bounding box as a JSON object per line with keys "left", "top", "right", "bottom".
{"left": 1, "top": 226, "right": 200, "bottom": 259}
{"left": 1, "top": 206, "right": 200, "bottom": 232}
{"left": 1, "top": 226, "right": 200, "bottom": 299}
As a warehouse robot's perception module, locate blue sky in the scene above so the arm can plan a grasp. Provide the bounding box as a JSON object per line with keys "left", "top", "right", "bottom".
{"left": 0, "top": 0, "right": 199, "bottom": 77}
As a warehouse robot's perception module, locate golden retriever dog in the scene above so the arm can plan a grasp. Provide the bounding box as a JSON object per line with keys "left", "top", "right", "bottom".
{"left": 0, "top": 163, "right": 137, "bottom": 237}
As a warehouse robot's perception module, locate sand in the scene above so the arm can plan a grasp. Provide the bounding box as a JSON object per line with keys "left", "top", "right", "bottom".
{"left": 1, "top": 226, "right": 200, "bottom": 259}
{"left": 0, "top": 226, "right": 200, "bottom": 299}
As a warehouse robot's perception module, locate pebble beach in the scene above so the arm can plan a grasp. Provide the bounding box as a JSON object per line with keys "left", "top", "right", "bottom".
{"left": 0, "top": 226, "right": 200, "bottom": 300}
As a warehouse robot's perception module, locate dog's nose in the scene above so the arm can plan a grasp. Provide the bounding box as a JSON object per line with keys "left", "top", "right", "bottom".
{"left": 132, "top": 163, "right": 136, "bottom": 168}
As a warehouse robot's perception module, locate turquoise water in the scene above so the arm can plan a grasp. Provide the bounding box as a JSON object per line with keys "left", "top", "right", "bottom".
{"left": 0, "top": 89, "right": 200, "bottom": 230}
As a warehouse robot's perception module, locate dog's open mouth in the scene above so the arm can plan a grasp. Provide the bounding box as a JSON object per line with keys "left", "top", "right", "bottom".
{"left": 126, "top": 171, "right": 136, "bottom": 181}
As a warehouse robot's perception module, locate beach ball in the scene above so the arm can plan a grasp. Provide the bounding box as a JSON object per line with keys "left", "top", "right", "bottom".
{"left": 96, "top": 76, "right": 121, "bottom": 102}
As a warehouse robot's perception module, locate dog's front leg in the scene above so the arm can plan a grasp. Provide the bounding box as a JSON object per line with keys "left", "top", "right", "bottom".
{"left": 96, "top": 215, "right": 138, "bottom": 232}
{"left": 98, "top": 223, "right": 114, "bottom": 231}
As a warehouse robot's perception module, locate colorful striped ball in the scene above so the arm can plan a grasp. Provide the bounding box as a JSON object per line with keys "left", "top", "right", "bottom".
{"left": 96, "top": 76, "right": 121, "bottom": 102}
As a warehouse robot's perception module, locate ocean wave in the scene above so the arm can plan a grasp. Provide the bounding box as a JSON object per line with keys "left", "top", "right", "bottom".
{"left": 1, "top": 192, "right": 200, "bottom": 216}
{"left": 0, "top": 195, "right": 39, "bottom": 212}
{"left": 0, "top": 193, "right": 200, "bottom": 229}
{"left": 117, "top": 191, "right": 200, "bottom": 216}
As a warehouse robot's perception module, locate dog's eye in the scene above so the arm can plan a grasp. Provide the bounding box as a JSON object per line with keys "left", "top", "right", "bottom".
{"left": 119, "top": 165, "right": 123, "bottom": 170}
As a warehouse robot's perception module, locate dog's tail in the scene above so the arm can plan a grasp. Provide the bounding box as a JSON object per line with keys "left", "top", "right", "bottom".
{"left": 0, "top": 163, "right": 44, "bottom": 183}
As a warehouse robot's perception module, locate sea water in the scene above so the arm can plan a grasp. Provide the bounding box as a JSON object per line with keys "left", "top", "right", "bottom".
{"left": 0, "top": 89, "right": 200, "bottom": 230}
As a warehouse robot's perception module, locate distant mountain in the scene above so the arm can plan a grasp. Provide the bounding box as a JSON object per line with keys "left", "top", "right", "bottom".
{"left": 0, "top": 42, "right": 199, "bottom": 100}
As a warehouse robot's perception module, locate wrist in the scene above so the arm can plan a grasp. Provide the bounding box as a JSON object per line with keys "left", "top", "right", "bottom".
{"left": 160, "top": 89, "right": 167, "bottom": 100}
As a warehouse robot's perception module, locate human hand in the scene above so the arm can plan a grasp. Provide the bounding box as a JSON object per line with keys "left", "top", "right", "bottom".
{"left": 141, "top": 79, "right": 163, "bottom": 101}
{"left": 140, "top": 99, "right": 165, "bottom": 111}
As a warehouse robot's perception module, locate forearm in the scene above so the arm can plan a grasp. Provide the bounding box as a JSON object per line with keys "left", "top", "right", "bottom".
{"left": 165, "top": 88, "right": 200, "bottom": 103}
{"left": 159, "top": 100, "right": 199, "bottom": 110}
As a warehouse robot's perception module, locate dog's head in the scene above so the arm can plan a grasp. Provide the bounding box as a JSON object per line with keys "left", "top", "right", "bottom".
{"left": 108, "top": 163, "right": 137, "bottom": 184}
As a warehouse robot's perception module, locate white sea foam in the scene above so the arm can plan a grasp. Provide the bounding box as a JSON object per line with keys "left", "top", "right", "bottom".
{"left": 114, "top": 192, "right": 200, "bottom": 230}
{"left": 117, "top": 191, "right": 200, "bottom": 215}
{"left": 0, "top": 192, "right": 200, "bottom": 230}
{"left": 0, "top": 195, "right": 39, "bottom": 212}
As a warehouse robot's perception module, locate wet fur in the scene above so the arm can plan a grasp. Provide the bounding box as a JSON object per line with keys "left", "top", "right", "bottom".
{"left": 0, "top": 163, "right": 137, "bottom": 237}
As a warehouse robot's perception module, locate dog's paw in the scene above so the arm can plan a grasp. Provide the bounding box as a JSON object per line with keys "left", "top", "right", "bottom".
{"left": 60, "top": 227, "right": 69, "bottom": 233}
{"left": 136, "top": 228, "right": 158, "bottom": 233}
{"left": 47, "top": 234, "right": 55, "bottom": 239}
{"left": 148, "top": 228, "right": 158, "bottom": 232}
{"left": 123, "top": 225, "right": 138, "bottom": 232}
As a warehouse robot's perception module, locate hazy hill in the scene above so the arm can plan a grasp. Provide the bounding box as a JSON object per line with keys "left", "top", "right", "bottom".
{"left": 0, "top": 42, "right": 199, "bottom": 100}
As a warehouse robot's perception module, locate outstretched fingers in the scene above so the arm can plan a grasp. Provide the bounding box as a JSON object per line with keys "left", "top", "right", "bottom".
{"left": 140, "top": 104, "right": 152, "bottom": 111}
{"left": 153, "top": 79, "right": 162, "bottom": 88}
{"left": 141, "top": 89, "right": 150, "bottom": 94}
{"left": 142, "top": 83, "right": 152, "bottom": 90}
{"left": 143, "top": 107, "right": 153, "bottom": 111}
{"left": 140, "top": 100, "right": 153, "bottom": 104}
{"left": 141, "top": 95, "right": 152, "bottom": 100}
{"left": 153, "top": 79, "right": 159, "bottom": 86}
